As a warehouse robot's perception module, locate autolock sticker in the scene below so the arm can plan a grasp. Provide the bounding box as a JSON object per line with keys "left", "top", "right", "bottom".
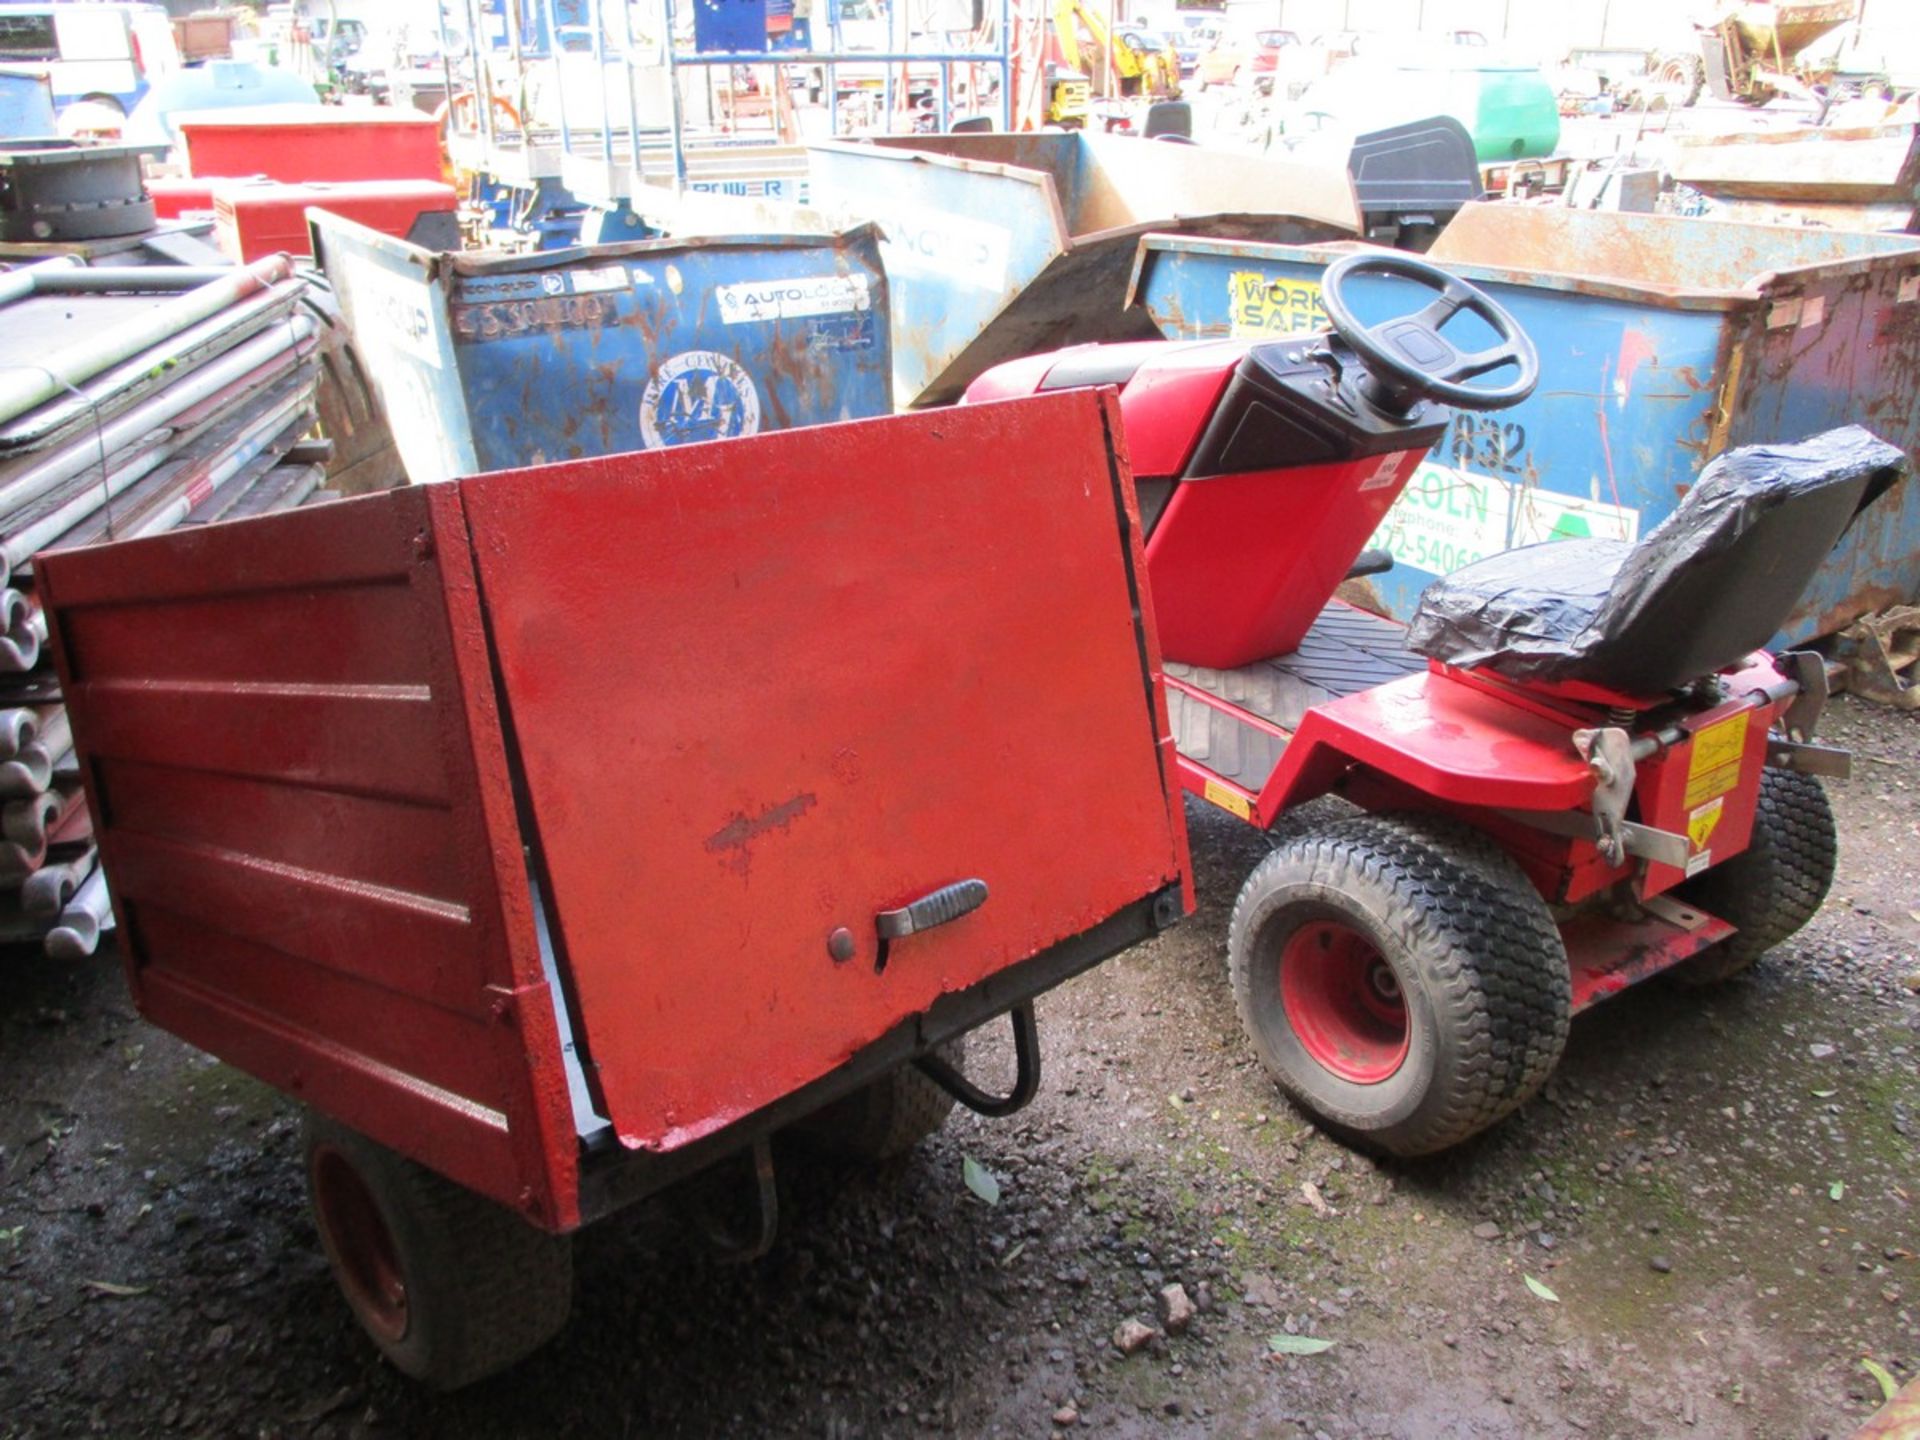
{"left": 1202, "top": 779, "right": 1253, "bottom": 821}
{"left": 639, "top": 350, "right": 760, "bottom": 448}
{"left": 1685, "top": 714, "right": 1748, "bottom": 808}
{"left": 717, "top": 274, "right": 871, "bottom": 323}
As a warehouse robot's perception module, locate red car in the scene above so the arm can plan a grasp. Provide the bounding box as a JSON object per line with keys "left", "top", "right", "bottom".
{"left": 1194, "top": 28, "right": 1299, "bottom": 93}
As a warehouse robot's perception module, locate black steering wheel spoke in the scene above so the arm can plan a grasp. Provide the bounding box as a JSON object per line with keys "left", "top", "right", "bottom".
{"left": 1317, "top": 251, "right": 1539, "bottom": 413}
{"left": 1445, "top": 345, "right": 1523, "bottom": 383}
{"left": 1410, "top": 287, "right": 1468, "bottom": 333}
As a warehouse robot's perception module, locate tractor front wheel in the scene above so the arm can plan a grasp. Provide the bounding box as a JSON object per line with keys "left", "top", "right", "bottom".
{"left": 1228, "top": 815, "right": 1571, "bottom": 1156}
{"left": 304, "top": 1115, "right": 573, "bottom": 1389}
{"left": 1671, "top": 768, "right": 1837, "bottom": 985}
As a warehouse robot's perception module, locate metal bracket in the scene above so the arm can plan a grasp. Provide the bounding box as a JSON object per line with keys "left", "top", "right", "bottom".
{"left": 1776, "top": 650, "right": 1829, "bottom": 741}
{"left": 914, "top": 1001, "right": 1041, "bottom": 1119}
{"left": 1572, "top": 725, "right": 1638, "bottom": 867}
{"left": 1767, "top": 736, "right": 1852, "bottom": 779}
{"left": 1641, "top": 892, "right": 1711, "bottom": 932}
{"left": 695, "top": 1136, "right": 779, "bottom": 1265}
{"left": 1499, "top": 805, "right": 1692, "bottom": 871}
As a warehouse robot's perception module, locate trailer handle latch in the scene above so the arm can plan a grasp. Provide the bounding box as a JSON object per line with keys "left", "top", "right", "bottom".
{"left": 877, "top": 878, "right": 989, "bottom": 940}
{"left": 875, "top": 879, "right": 988, "bottom": 972}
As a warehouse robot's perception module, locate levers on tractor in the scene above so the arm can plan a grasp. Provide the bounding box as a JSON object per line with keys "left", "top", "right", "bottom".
{"left": 967, "top": 251, "right": 1906, "bottom": 1156}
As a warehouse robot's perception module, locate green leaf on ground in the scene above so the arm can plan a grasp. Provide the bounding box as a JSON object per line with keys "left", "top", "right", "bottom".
{"left": 1829, "top": 1180, "right": 1846, "bottom": 1202}
{"left": 962, "top": 1155, "right": 1000, "bottom": 1206}
{"left": 1860, "top": 1356, "right": 1899, "bottom": 1403}
{"left": 1267, "top": 1334, "right": 1336, "bottom": 1356}
{"left": 82, "top": 1279, "right": 148, "bottom": 1297}
{"left": 1524, "top": 1274, "right": 1560, "bottom": 1303}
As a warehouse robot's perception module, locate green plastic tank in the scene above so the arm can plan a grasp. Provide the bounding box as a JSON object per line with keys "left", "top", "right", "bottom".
{"left": 1286, "top": 54, "right": 1561, "bottom": 163}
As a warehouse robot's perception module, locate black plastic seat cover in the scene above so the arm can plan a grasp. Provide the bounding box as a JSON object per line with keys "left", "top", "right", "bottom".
{"left": 1406, "top": 425, "right": 1907, "bottom": 696}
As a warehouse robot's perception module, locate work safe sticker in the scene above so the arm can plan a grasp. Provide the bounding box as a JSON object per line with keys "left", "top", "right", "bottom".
{"left": 1227, "top": 270, "right": 1326, "bottom": 337}
{"left": 639, "top": 350, "right": 761, "bottom": 448}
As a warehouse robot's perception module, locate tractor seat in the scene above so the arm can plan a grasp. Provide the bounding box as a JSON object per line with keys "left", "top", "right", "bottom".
{"left": 1406, "top": 426, "right": 1906, "bottom": 698}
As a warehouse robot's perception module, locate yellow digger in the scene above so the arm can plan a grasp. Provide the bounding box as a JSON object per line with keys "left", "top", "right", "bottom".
{"left": 1050, "top": 0, "right": 1181, "bottom": 100}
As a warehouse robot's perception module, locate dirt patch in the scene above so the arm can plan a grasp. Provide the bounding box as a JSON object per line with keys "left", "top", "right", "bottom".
{"left": 2, "top": 695, "right": 1915, "bottom": 1438}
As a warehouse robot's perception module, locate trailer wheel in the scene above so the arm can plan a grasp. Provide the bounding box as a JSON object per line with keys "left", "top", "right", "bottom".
{"left": 791, "top": 1036, "right": 967, "bottom": 1161}
{"left": 1671, "top": 769, "right": 1837, "bottom": 986}
{"left": 304, "top": 1116, "right": 572, "bottom": 1389}
{"left": 1228, "top": 816, "right": 1571, "bottom": 1156}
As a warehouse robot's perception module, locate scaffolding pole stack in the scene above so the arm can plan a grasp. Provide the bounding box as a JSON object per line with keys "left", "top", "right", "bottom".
{"left": 0, "top": 254, "right": 344, "bottom": 959}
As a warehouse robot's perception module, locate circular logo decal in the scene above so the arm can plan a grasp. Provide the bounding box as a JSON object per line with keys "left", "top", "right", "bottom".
{"left": 638, "top": 349, "right": 761, "bottom": 449}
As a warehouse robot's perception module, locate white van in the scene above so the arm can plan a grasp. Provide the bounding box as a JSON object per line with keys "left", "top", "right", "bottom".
{"left": 0, "top": 2, "right": 179, "bottom": 113}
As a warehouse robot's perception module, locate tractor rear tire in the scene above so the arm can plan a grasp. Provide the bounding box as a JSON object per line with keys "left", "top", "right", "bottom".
{"left": 1228, "top": 815, "right": 1571, "bottom": 1157}
{"left": 791, "top": 1035, "right": 966, "bottom": 1161}
{"left": 1671, "top": 768, "right": 1837, "bottom": 986}
{"left": 303, "top": 1115, "right": 573, "bottom": 1389}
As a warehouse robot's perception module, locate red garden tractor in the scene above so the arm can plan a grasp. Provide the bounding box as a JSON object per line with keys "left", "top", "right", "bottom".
{"left": 965, "top": 250, "right": 1905, "bottom": 1157}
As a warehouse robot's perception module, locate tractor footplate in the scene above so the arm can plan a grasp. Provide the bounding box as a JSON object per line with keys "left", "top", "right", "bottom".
{"left": 1562, "top": 899, "right": 1736, "bottom": 1012}
{"left": 1164, "top": 603, "right": 1424, "bottom": 791}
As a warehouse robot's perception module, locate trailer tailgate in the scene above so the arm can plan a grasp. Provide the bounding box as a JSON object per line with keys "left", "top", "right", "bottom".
{"left": 461, "top": 389, "right": 1187, "bottom": 1154}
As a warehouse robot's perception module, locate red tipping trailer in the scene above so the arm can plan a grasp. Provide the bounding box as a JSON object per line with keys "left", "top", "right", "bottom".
{"left": 37, "top": 389, "right": 1192, "bottom": 1386}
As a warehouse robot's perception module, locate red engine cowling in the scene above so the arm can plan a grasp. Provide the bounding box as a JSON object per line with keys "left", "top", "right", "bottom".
{"left": 964, "top": 338, "right": 1448, "bottom": 669}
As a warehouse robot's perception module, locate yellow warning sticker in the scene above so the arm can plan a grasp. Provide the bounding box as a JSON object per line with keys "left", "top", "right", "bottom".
{"left": 1203, "top": 779, "right": 1254, "bottom": 821}
{"left": 1228, "top": 272, "right": 1327, "bottom": 339}
{"left": 1685, "top": 713, "right": 1749, "bottom": 808}
{"left": 1687, "top": 796, "right": 1725, "bottom": 852}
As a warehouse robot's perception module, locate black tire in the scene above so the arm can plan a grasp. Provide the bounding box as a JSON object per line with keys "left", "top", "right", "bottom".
{"left": 790, "top": 1035, "right": 966, "bottom": 1161}
{"left": 1652, "top": 52, "right": 1704, "bottom": 106}
{"left": 1671, "top": 769, "right": 1837, "bottom": 986}
{"left": 303, "top": 1115, "right": 573, "bottom": 1389}
{"left": 1228, "top": 815, "right": 1571, "bottom": 1156}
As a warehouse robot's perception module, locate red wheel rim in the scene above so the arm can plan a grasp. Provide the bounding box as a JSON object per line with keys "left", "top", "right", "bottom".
{"left": 311, "top": 1147, "right": 409, "bottom": 1343}
{"left": 1278, "top": 920, "right": 1409, "bottom": 1084}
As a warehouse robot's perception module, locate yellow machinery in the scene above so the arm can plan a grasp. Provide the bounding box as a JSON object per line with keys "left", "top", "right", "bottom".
{"left": 1047, "top": 63, "right": 1092, "bottom": 125}
{"left": 1697, "top": 0, "right": 1859, "bottom": 105}
{"left": 1050, "top": 0, "right": 1180, "bottom": 99}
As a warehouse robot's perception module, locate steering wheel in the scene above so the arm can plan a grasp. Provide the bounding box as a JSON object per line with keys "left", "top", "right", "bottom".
{"left": 1318, "top": 250, "right": 1538, "bottom": 413}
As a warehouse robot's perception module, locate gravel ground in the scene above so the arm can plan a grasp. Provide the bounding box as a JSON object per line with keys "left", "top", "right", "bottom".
{"left": 2, "top": 694, "right": 1915, "bottom": 1439}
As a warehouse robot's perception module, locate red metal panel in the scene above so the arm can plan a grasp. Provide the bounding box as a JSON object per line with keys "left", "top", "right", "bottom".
{"left": 38, "top": 488, "right": 581, "bottom": 1230}
{"left": 1251, "top": 668, "right": 1595, "bottom": 826}
{"left": 1146, "top": 450, "right": 1427, "bottom": 668}
{"left": 212, "top": 179, "right": 457, "bottom": 262}
{"left": 1632, "top": 696, "right": 1769, "bottom": 902}
{"left": 180, "top": 109, "right": 445, "bottom": 184}
{"left": 459, "top": 391, "right": 1188, "bottom": 1155}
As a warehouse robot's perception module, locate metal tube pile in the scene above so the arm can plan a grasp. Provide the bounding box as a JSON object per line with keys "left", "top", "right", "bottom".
{"left": 0, "top": 255, "right": 343, "bottom": 959}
